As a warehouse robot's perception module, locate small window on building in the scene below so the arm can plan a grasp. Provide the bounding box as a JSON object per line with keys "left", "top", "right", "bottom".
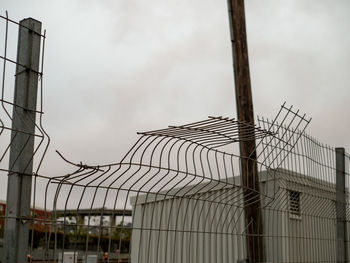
{"left": 289, "top": 190, "right": 301, "bottom": 218}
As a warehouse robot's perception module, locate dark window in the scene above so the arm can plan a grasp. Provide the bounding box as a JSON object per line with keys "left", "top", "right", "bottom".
{"left": 289, "top": 191, "right": 301, "bottom": 217}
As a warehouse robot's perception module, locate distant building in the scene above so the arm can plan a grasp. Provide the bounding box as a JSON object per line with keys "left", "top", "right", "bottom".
{"left": 130, "top": 169, "right": 345, "bottom": 262}
{"left": 0, "top": 200, "right": 51, "bottom": 238}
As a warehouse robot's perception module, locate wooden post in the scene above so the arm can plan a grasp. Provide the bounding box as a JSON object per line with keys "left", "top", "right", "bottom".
{"left": 227, "top": 0, "right": 265, "bottom": 262}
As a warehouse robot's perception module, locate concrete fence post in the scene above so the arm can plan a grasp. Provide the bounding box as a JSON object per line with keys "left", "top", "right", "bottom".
{"left": 4, "top": 18, "right": 42, "bottom": 263}
{"left": 336, "top": 147, "right": 348, "bottom": 263}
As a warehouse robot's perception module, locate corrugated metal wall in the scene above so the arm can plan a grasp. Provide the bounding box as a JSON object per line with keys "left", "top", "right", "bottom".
{"left": 131, "top": 188, "right": 247, "bottom": 263}
{"left": 131, "top": 170, "right": 340, "bottom": 263}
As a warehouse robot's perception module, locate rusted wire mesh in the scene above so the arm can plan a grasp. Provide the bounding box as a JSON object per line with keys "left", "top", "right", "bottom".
{"left": 1, "top": 11, "right": 349, "bottom": 263}
{"left": 256, "top": 117, "right": 349, "bottom": 262}
{"left": 32, "top": 103, "right": 309, "bottom": 263}
{"left": 0, "top": 11, "right": 48, "bottom": 183}
{"left": 0, "top": 11, "right": 51, "bottom": 262}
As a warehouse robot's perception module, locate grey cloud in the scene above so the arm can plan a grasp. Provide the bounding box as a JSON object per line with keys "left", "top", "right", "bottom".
{"left": 1, "top": 0, "right": 349, "bottom": 204}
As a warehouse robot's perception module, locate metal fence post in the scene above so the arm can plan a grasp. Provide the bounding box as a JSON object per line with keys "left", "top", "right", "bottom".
{"left": 336, "top": 147, "right": 348, "bottom": 263}
{"left": 4, "top": 18, "right": 42, "bottom": 263}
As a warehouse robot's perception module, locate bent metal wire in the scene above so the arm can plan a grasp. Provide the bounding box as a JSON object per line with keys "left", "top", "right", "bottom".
{"left": 0, "top": 11, "right": 49, "bottom": 175}
{"left": 0, "top": 11, "right": 50, "bottom": 262}
{"left": 2, "top": 11, "right": 348, "bottom": 263}
{"left": 44, "top": 103, "right": 310, "bottom": 263}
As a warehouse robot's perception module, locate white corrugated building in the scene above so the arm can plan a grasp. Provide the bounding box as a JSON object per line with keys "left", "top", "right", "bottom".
{"left": 130, "top": 169, "right": 345, "bottom": 263}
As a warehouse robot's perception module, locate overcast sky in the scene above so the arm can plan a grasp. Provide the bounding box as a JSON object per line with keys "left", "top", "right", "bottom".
{"left": 1, "top": 0, "right": 349, "bottom": 202}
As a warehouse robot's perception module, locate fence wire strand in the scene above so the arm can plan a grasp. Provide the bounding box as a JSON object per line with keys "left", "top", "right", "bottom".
{"left": 1, "top": 11, "right": 349, "bottom": 263}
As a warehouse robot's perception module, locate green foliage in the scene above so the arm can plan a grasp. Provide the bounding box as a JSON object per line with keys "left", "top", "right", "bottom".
{"left": 112, "top": 223, "right": 131, "bottom": 241}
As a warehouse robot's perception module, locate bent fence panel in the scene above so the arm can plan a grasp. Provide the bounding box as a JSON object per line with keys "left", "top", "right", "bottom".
{"left": 0, "top": 12, "right": 348, "bottom": 263}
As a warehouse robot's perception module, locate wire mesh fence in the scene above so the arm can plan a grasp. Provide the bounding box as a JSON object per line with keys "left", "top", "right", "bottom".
{"left": 1, "top": 12, "right": 350, "bottom": 263}
{"left": 256, "top": 117, "right": 348, "bottom": 262}
{"left": 0, "top": 11, "right": 51, "bottom": 263}
{"left": 0, "top": 11, "right": 48, "bottom": 186}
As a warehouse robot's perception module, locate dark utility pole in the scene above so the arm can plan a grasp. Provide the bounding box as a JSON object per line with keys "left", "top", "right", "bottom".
{"left": 227, "top": 0, "right": 265, "bottom": 262}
